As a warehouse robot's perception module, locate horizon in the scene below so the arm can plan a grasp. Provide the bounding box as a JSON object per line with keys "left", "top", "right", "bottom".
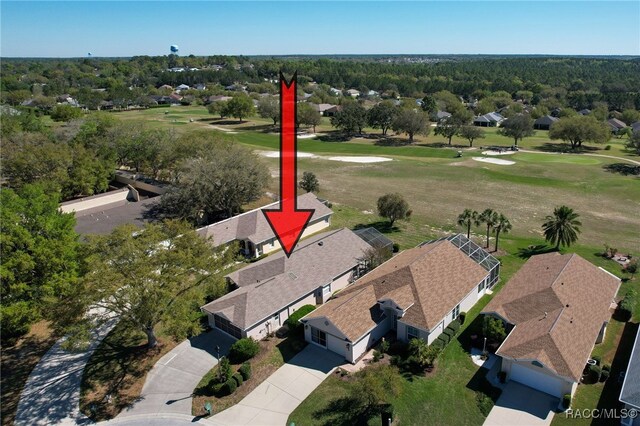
{"left": 1, "top": 1, "right": 639, "bottom": 57}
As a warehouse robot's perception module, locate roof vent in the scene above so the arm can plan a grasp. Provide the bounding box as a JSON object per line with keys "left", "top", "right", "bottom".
{"left": 566, "top": 304, "right": 569, "bottom": 308}
{"left": 288, "top": 272, "right": 298, "bottom": 280}
{"left": 318, "top": 242, "right": 324, "bottom": 246}
{"left": 543, "top": 311, "right": 548, "bottom": 318}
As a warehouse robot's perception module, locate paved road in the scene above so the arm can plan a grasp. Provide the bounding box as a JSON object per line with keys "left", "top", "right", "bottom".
{"left": 15, "top": 314, "right": 118, "bottom": 426}
{"left": 484, "top": 381, "right": 558, "bottom": 426}
{"left": 210, "top": 344, "right": 343, "bottom": 426}
{"left": 116, "top": 329, "right": 235, "bottom": 419}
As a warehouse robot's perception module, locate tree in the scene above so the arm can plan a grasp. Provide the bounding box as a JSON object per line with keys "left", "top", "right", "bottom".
{"left": 257, "top": 96, "right": 279, "bottom": 125}
{"left": 0, "top": 185, "right": 80, "bottom": 341}
{"left": 392, "top": 108, "right": 430, "bottom": 142}
{"left": 479, "top": 209, "right": 498, "bottom": 248}
{"left": 350, "top": 365, "right": 401, "bottom": 411}
{"left": 226, "top": 94, "right": 254, "bottom": 122}
{"left": 358, "top": 245, "right": 392, "bottom": 273}
{"left": 208, "top": 101, "right": 229, "bottom": 119}
{"left": 297, "top": 102, "right": 321, "bottom": 133}
{"left": 160, "top": 139, "right": 270, "bottom": 223}
{"left": 299, "top": 171, "right": 319, "bottom": 193}
{"left": 367, "top": 101, "right": 397, "bottom": 135}
{"left": 457, "top": 209, "right": 479, "bottom": 238}
{"left": 483, "top": 316, "right": 506, "bottom": 343}
{"left": 420, "top": 95, "right": 438, "bottom": 114}
{"left": 408, "top": 338, "right": 440, "bottom": 368}
{"left": 549, "top": 115, "right": 611, "bottom": 149}
{"left": 492, "top": 214, "right": 512, "bottom": 252}
{"left": 82, "top": 221, "right": 234, "bottom": 348}
{"left": 377, "top": 193, "right": 411, "bottom": 227}
{"left": 50, "top": 104, "right": 83, "bottom": 122}
{"left": 459, "top": 125, "right": 485, "bottom": 147}
{"left": 497, "top": 114, "right": 534, "bottom": 146}
{"left": 542, "top": 206, "right": 582, "bottom": 250}
{"left": 626, "top": 131, "right": 640, "bottom": 155}
{"left": 330, "top": 101, "right": 367, "bottom": 135}
{"left": 434, "top": 110, "right": 472, "bottom": 145}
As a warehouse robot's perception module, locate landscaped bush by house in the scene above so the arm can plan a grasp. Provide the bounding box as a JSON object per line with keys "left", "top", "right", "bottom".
{"left": 373, "top": 350, "right": 383, "bottom": 362}
{"left": 232, "top": 372, "right": 243, "bottom": 387}
{"left": 223, "top": 378, "right": 237, "bottom": 395}
{"left": 587, "top": 364, "right": 601, "bottom": 383}
{"left": 392, "top": 243, "right": 400, "bottom": 253}
{"left": 600, "top": 369, "right": 609, "bottom": 382}
{"left": 458, "top": 312, "right": 467, "bottom": 325}
{"left": 438, "top": 332, "right": 450, "bottom": 344}
{"left": 285, "top": 305, "right": 316, "bottom": 334}
{"left": 602, "top": 363, "right": 611, "bottom": 372}
{"left": 592, "top": 355, "right": 601, "bottom": 365}
{"left": 616, "top": 290, "right": 636, "bottom": 322}
{"left": 228, "top": 338, "right": 260, "bottom": 363}
{"left": 380, "top": 338, "right": 390, "bottom": 354}
{"left": 448, "top": 320, "right": 461, "bottom": 333}
{"left": 475, "top": 392, "right": 494, "bottom": 416}
{"left": 217, "top": 357, "right": 232, "bottom": 383}
{"left": 239, "top": 362, "right": 251, "bottom": 380}
{"left": 563, "top": 394, "right": 572, "bottom": 409}
{"left": 443, "top": 328, "right": 455, "bottom": 339}
{"left": 431, "top": 339, "right": 444, "bottom": 350}
{"left": 483, "top": 316, "right": 507, "bottom": 343}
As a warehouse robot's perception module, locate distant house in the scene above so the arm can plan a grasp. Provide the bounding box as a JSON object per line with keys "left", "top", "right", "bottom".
{"left": 533, "top": 115, "right": 559, "bottom": 130}
{"left": 323, "top": 105, "right": 341, "bottom": 117}
{"left": 168, "top": 67, "right": 185, "bottom": 72}
{"left": 159, "top": 84, "right": 173, "bottom": 91}
{"left": 200, "top": 228, "right": 374, "bottom": 340}
{"left": 297, "top": 93, "right": 313, "bottom": 102}
{"left": 225, "top": 84, "right": 246, "bottom": 92}
{"left": 434, "top": 110, "right": 452, "bottom": 121}
{"left": 196, "top": 193, "right": 333, "bottom": 258}
{"left": 194, "top": 84, "right": 206, "bottom": 91}
{"left": 329, "top": 87, "right": 342, "bottom": 96}
{"left": 631, "top": 121, "right": 640, "bottom": 133}
{"left": 483, "top": 253, "right": 620, "bottom": 398}
{"left": 366, "top": 90, "right": 379, "bottom": 97}
{"left": 301, "top": 234, "right": 500, "bottom": 363}
{"left": 607, "top": 118, "right": 627, "bottom": 133}
{"left": 578, "top": 109, "right": 591, "bottom": 115}
{"left": 550, "top": 107, "right": 562, "bottom": 118}
{"left": 473, "top": 112, "right": 504, "bottom": 127}
{"left": 176, "top": 84, "right": 190, "bottom": 92}
{"left": 619, "top": 327, "right": 640, "bottom": 426}
{"left": 206, "top": 95, "right": 233, "bottom": 104}
{"left": 311, "top": 103, "right": 338, "bottom": 116}
{"left": 346, "top": 89, "right": 360, "bottom": 98}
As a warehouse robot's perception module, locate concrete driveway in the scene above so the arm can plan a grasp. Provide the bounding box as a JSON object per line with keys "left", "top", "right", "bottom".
{"left": 209, "top": 344, "right": 343, "bottom": 426}
{"left": 484, "top": 381, "right": 558, "bottom": 426}
{"left": 117, "top": 329, "right": 235, "bottom": 419}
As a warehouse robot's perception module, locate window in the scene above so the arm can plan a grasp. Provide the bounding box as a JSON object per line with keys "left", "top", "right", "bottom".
{"left": 407, "top": 325, "right": 419, "bottom": 340}
{"left": 478, "top": 278, "right": 486, "bottom": 293}
{"left": 214, "top": 314, "right": 242, "bottom": 339}
{"left": 451, "top": 304, "right": 460, "bottom": 321}
{"left": 311, "top": 327, "right": 327, "bottom": 347}
{"left": 323, "top": 284, "right": 331, "bottom": 295}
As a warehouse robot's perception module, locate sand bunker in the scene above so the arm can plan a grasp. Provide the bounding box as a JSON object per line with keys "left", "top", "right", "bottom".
{"left": 327, "top": 156, "right": 392, "bottom": 163}
{"left": 297, "top": 134, "right": 317, "bottom": 139}
{"left": 481, "top": 150, "right": 516, "bottom": 156}
{"left": 473, "top": 157, "right": 515, "bottom": 165}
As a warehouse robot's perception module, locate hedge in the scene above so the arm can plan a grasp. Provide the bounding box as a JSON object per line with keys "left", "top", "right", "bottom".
{"left": 448, "top": 320, "right": 461, "bottom": 333}
{"left": 431, "top": 339, "right": 444, "bottom": 350}
{"left": 443, "top": 329, "right": 455, "bottom": 339}
{"left": 239, "top": 362, "right": 252, "bottom": 380}
{"left": 562, "top": 394, "right": 571, "bottom": 409}
{"left": 458, "top": 312, "right": 467, "bottom": 325}
{"left": 285, "top": 305, "right": 316, "bottom": 333}
{"left": 600, "top": 369, "right": 610, "bottom": 382}
{"left": 229, "top": 338, "right": 260, "bottom": 363}
{"left": 438, "top": 333, "right": 450, "bottom": 344}
{"left": 588, "top": 365, "right": 601, "bottom": 383}
{"left": 233, "top": 372, "right": 243, "bottom": 387}
{"left": 224, "top": 378, "right": 237, "bottom": 395}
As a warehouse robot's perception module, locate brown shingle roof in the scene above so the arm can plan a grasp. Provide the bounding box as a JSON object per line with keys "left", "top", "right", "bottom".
{"left": 196, "top": 193, "right": 333, "bottom": 247}
{"left": 483, "top": 253, "right": 620, "bottom": 381}
{"left": 305, "top": 240, "right": 490, "bottom": 341}
{"left": 200, "top": 228, "right": 372, "bottom": 329}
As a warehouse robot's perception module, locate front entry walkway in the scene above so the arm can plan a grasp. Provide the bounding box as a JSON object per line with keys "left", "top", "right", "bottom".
{"left": 209, "top": 344, "right": 343, "bottom": 426}
{"left": 117, "top": 329, "right": 235, "bottom": 419}
{"left": 484, "top": 381, "right": 558, "bottom": 426}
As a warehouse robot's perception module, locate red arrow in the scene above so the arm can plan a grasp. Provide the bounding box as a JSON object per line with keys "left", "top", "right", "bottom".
{"left": 262, "top": 73, "right": 314, "bottom": 257}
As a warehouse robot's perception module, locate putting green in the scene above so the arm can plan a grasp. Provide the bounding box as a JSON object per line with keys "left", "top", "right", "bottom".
{"left": 514, "top": 152, "right": 602, "bottom": 165}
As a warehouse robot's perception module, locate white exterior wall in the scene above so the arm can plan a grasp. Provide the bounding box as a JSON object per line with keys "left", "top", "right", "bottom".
{"left": 256, "top": 216, "right": 331, "bottom": 256}
{"left": 502, "top": 358, "right": 576, "bottom": 398}
{"left": 320, "top": 269, "right": 354, "bottom": 304}
{"left": 59, "top": 188, "right": 129, "bottom": 214}
{"left": 327, "top": 333, "right": 347, "bottom": 358}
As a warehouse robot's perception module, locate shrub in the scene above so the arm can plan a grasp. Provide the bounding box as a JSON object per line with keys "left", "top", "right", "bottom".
{"left": 217, "top": 357, "right": 232, "bottom": 383}
{"left": 224, "top": 378, "right": 237, "bottom": 395}
{"left": 387, "top": 341, "right": 409, "bottom": 357}
{"left": 229, "top": 338, "right": 260, "bottom": 363}
{"left": 448, "top": 321, "right": 461, "bottom": 333}
{"left": 617, "top": 291, "right": 636, "bottom": 322}
{"left": 600, "top": 369, "right": 610, "bottom": 382}
{"left": 372, "top": 350, "right": 382, "bottom": 362}
{"left": 380, "top": 338, "right": 390, "bottom": 354}
{"left": 483, "top": 316, "right": 507, "bottom": 342}
{"left": 443, "top": 328, "right": 455, "bottom": 339}
{"left": 476, "top": 392, "right": 494, "bottom": 416}
{"left": 431, "top": 339, "right": 444, "bottom": 350}
{"left": 0, "top": 302, "right": 37, "bottom": 342}
{"left": 239, "top": 362, "right": 252, "bottom": 380}
{"left": 602, "top": 364, "right": 611, "bottom": 372}
{"left": 392, "top": 243, "right": 400, "bottom": 253}
{"left": 588, "top": 364, "right": 601, "bottom": 383}
{"left": 233, "top": 372, "right": 243, "bottom": 387}
{"left": 458, "top": 312, "right": 467, "bottom": 325}
{"left": 592, "top": 355, "right": 601, "bottom": 365}
{"left": 627, "top": 261, "right": 638, "bottom": 275}
{"left": 285, "top": 305, "right": 316, "bottom": 334}
{"left": 605, "top": 145, "right": 612, "bottom": 150}
{"left": 439, "top": 332, "right": 450, "bottom": 344}
{"left": 562, "top": 394, "right": 571, "bottom": 409}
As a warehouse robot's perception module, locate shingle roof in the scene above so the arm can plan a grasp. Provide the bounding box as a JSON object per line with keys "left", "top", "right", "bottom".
{"left": 483, "top": 253, "right": 620, "bottom": 381}
{"left": 534, "top": 115, "right": 559, "bottom": 126}
{"left": 73, "top": 197, "right": 160, "bottom": 236}
{"left": 196, "top": 193, "right": 333, "bottom": 247}
{"left": 474, "top": 112, "right": 504, "bottom": 123}
{"left": 304, "top": 239, "right": 490, "bottom": 341}
{"left": 608, "top": 118, "right": 627, "bottom": 129}
{"left": 201, "top": 228, "right": 372, "bottom": 329}
{"left": 620, "top": 327, "right": 640, "bottom": 408}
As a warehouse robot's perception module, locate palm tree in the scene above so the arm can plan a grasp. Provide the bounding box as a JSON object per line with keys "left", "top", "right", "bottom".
{"left": 542, "top": 206, "right": 582, "bottom": 250}
{"left": 479, "top": 208, "right": 498, "bottom": 248}
{"left": 457, "top": 209, "right": 479, "bottom": 238}
{"left": 493, "top": 214, "right": 512, "bottom": 252}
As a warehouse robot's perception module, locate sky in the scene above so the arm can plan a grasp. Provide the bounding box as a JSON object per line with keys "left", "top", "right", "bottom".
{"left": 1, "top": 1, "right": 639, "bottom": 57}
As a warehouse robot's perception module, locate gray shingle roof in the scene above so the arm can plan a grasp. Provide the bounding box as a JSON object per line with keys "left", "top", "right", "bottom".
{"left": 534, "top": 115, "right": 559, "bottom": 126}
{"left": 196, "top": 193, "right": 333, "bottom": 246}
{"left": 73, "top": 197, "right": 160, "bottom": 236}
{"left": 620, "top": 327, "right": 640, "bottom": 408}
{"left": 201, "top": 228, "right": 372, "bottom": 329}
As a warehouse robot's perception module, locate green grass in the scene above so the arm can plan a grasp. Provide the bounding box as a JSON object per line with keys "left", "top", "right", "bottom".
{"left": 514, "top": 152, "right": 603, "bottom": 165}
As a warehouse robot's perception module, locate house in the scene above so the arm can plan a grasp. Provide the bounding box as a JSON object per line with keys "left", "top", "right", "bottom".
{"left": 482, "top": 253, "right": 620, "bottom": 398}
{"left": 533, "top": 115, "right": 559, "bottom": 130}
{"left": 329, "top": 87, "right": 342, "bottom": 96}
{"left": 195, "top": 83, "right": 206, "bottom": 91}
{"left": 550, "top": 107, "right": 563, "bottom": 118}
{"left": 200, "top": 228, "right": 374, "bottom": 340}
{"left": 631, "top": 121, "right": 640, "bottom": 133}
{"left": 578, "top": 109, "right": 591, "bottom": 115}
{"left": 619, "top": 327, "right": 640, "bottom": 426}
{"left": 473, "top": 112, "right": 504, "bottom": 127}
{"left": 196, "top": 193, "right": 333, "bottom": 258}
{"left": 608, "top": 118, "right": 627, "bottom": 133}
{"left": 176, "top": 84, "right": 190, "bottom": 92}
{"left": 301, "top": 234, "right": 500, "bottom": 363}
{"left": 346, "top": 89, "right": 360, "bottom": 98}
{"left": 434, "top": 110, "right": 452, "bottom": 121}
{"left": 366, "top": 90, "right": 379, "bottom": 97}
{"left": 311, "top": 103, "right": 338, "bottom": 116}
{"left": 323, "top": 105, "right": 341, "bottom": 117}
{"left": 159, "top": 84, "right": 173, "bottom": 91}
{"left": 206, "top": 95, "right": 233, "bottom": 104}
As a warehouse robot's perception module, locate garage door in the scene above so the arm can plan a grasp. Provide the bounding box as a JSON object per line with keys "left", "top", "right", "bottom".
{"left": 510, "top": 363, "right": 566, "bottom": 398}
